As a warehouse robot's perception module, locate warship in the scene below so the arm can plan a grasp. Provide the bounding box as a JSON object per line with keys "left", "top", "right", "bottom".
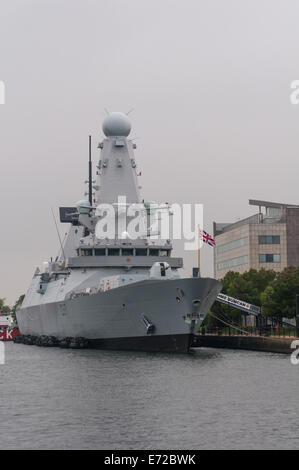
{"left": 16, "top": 112, "right": 222, "bottom": 353}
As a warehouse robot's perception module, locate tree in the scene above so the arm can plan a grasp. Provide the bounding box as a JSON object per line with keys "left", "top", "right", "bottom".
{"left": 205, "top": 271, "right": 242, "bottom": 328}
{"left": 0, "top": 298, "right": 11, "bottom": 313}
{"left": 227, "top": 269, "right": 276, "bottom": 306}
{"left": 205, "top": 269, "right": 276, "bottom": 329}
{"left": 12, "top": 294, "right": 25, "bottom": 313}
{"left": 261, "top": 267, "right": 299, "bottom": 319}
{"left": 11, "top": 294, "right": 25, "bottom": 323}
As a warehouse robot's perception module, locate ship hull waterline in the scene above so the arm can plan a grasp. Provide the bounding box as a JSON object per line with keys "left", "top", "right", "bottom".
{"left": 88, "top": 333, "right": 193, "bottom": 353}
{"left": 17, "top": 277, "right": 222, "bottom": 353}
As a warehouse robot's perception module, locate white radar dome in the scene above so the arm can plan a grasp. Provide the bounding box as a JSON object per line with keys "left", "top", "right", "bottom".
{"left": 102, "top": 112, "right": 131, "bottom": 137}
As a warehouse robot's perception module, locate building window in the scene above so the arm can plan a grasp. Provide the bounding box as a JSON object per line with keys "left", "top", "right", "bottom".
{"left": 81, "top": 249, "right": 93, "bottom": 256}
{"left": 258, "top": 235, "right": 280, "bottom": 245}
{"left": 217, "top": 237, "right": 248, "bottom": 254}
{"left": 259, "top": 254, "right": 280, "bottom": 263}
{"left": 95, "top": 249, "right": 106, "bottom": 256}
{"left": 122, "top": 248, "right": 134, "bottom": 256}
{"left": 217, "top": 255, "right": 248, "bottom": 271}
{"left": 266, "top": 207, "right": 281, "bottom": 218}
{"left": 108, "top": 248, "right": 120, "bottom": 256}
{"left": 136, "top": 248, "right": 147, "bottom": 256}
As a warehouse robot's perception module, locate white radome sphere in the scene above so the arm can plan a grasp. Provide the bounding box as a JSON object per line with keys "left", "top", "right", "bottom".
{"left": 102, "top": 112, "right": 131, "bottom": 137}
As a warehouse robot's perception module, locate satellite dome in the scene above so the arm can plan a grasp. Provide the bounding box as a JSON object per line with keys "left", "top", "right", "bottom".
{"left": 102, "top": 112, "right": 131, "bottom": 137}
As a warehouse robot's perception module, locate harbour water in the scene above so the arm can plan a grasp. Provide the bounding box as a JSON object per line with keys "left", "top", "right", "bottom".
{"left": 1, "top": 343, "right": 298, "bottom": 450}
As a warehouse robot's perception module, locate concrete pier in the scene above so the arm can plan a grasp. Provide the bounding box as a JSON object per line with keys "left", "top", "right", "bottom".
{"left": 194, "top": 334, "right": 297, "bottom": 354}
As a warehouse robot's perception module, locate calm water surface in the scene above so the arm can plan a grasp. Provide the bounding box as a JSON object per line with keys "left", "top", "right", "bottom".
{"left": 0, "top": 343, "right": 298, "bottom": 449}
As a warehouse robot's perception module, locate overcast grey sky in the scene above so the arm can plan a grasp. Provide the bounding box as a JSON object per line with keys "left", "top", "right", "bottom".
{"left": 1, "top": 0, "right": 299, "bottom": 304}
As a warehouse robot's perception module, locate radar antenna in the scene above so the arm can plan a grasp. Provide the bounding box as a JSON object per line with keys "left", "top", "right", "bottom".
{"left": 88, "top": 135, "right": 92, "bottom": 206}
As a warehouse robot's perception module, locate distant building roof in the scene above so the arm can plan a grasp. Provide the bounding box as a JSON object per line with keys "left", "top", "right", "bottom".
{"left": 249, "top": 199, "right": 299, "bottom": 209}
{"left": 214, "top": 199, "right": 299, "bottom": 236}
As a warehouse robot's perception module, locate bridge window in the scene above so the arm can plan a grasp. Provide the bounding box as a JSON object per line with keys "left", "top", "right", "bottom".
{"left": 108, "top": 248, "right": 120, "bottom": 256}
{"left": 122, "top": 248, "right": 134, "bottom": 256}
{"left": 95, "top": 248, "right": 106, "bottom": 256}
{"left": 259, "top": 254, "right": 280, "bottom": 263}
{"left": 149, "top": 249, "right": 159, "bottom": 256}
{"left": 258, "top": 235, "right": 280, "bottom": 245}
{"left": 81, "top": 249, "right": 93, "bottom": 256}
{"left": 159, "top": 250, "right": 169, "bottom": 257}
{"left": 136, "top": 248, "right": 147, "bottom": 256}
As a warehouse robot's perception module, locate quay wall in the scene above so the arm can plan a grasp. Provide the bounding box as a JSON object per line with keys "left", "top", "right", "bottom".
{"left": 195, "top": 335, "right": 297, "bottom": 354}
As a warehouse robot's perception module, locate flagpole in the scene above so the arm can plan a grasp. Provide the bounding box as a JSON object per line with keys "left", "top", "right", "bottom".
{"left": 198, "top": 225, "right": 201, "bottom": 277}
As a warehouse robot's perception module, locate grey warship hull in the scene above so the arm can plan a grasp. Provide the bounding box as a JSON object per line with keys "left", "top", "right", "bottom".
{"left": 17, "top": 277, "right": 221, "bottom": 353}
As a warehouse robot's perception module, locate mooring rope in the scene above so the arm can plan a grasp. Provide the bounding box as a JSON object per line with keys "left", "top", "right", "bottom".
{"left": 208, "top": 311, "right": 250, "bottom": 335}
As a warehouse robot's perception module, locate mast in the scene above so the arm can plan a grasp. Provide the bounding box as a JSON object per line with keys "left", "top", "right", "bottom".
{"left": 88, "top": 135, "right": 92, "bottom": 206}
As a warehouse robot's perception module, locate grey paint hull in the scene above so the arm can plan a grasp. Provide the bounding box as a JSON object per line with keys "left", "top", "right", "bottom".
{"left": 17, "top": 277, "right": 221, "bottom": 353}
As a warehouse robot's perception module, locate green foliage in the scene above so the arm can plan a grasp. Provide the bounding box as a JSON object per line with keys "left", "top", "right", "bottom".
{"left": 12, "top": 294, "right": 25, "bottom": 313}
{"left": 227, "top": 269, "right": 276, "bottom": 306}
{"left": 205, "top": 267, "right": 299, "bottom": 329}
{"left": 261, "top": 267, "right": 299, "bottom": 318}
{"left": 11, "top": 294, "right": 25, "bottom": 324}
{"left": 204, "top": 271, "right": 242, "bottom": 328}
{"left": 0, "top": 298, "right": 11, "bottom": 313}
{"left": 204, "top": 269, "right": 277, "bottom": 328}
{"left": 0, "top": 295, "right": 24, "bottom": 324}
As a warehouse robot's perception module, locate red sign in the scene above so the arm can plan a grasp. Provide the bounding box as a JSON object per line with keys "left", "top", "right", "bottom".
{"left": 0, "top": 328, "right": 20, "bottom": 341}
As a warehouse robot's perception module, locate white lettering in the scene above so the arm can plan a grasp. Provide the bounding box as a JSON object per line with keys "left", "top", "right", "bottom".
{"left": 6, "top": 329, "right": 13, "bottom": 340}
{"left": 290, "top": 340, "right": 299, "bottom": 365}
{"left": 290, "top": 80, "right": 299, "bottom": 104}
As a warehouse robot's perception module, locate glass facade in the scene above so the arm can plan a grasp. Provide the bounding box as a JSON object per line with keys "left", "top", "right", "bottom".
{"left": 266, "top": 207, "right": 281, "bottom": 218}
{"left": 258, "top": 235, "right": 280, "bottom": 245}
{"left": 259, "top": 254, "right": 280, "bottom": 263}
{"left": 217, "top": 237, "right": 248, "bottom": 254}
{"left": 217, "top": 255, "right": 248, "bottom": 271}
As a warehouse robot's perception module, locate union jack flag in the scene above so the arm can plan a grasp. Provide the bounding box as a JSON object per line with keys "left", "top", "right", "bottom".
{"left": 200, "top": 230, "right": 216, "bottom": 247}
